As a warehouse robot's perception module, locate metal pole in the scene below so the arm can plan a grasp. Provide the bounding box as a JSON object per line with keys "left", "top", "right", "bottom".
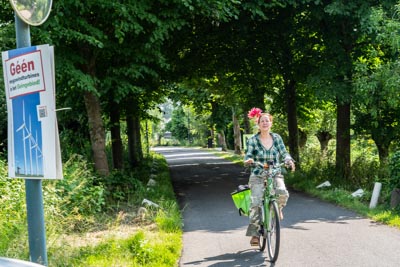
{"left": 15, "top": 14, "right": 48, "bottom": 266}
{"left": 25, "top": 179, "right": 47, "bottom": 265}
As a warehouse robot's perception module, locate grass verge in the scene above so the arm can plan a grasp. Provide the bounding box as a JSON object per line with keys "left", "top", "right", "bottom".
{"left": 210, "top": 149, "right": 400, "bottom": 229}
{"left": 0, "top": 153, "right": 182, "bottom": 266}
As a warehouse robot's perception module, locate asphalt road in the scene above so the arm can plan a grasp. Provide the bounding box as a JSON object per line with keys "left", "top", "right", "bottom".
{"left": 154, "top": 147, "right": 400, "bottom": 267}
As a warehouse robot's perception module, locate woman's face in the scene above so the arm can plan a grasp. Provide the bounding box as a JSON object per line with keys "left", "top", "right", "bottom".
{"left": 258, "top": 114, "right": 272, "bottom": 131}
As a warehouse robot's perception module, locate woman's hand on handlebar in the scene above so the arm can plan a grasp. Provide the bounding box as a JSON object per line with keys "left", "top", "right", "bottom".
{"left": 244, "top": 159, "right": 265, "bottom": 169}
{"left": 244, "top": 158, "right": 254, "bottom": 166}
{"left": 285, "top": 160, "right": 295, "bottom": 171}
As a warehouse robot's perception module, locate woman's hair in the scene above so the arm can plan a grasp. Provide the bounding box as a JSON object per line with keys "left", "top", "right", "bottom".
{"left": 257, "top": 113, "right": 273, "bottom": 124}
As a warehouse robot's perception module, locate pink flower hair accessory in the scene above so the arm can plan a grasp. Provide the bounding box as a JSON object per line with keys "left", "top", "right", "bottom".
{"left": 247, "top": 107, "right": 263, "bottom": 119}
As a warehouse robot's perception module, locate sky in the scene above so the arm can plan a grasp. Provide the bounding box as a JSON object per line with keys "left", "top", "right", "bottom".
{"left": 12, "top": 93, "right": 43, "bottom": 177}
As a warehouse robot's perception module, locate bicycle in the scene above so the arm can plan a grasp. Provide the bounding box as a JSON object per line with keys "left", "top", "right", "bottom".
{"left": 247, "top": 160, "right": 289, "bottom": 263}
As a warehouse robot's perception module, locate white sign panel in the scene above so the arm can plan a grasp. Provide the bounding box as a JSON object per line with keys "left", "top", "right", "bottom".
{"left": 2, "top": 44, "right": 62, "bottom": 179}
{"left": 5, "top": 49, "right": 46, "bottom": 98}
{"left": 242, "top": 134, "right": 254, "bottom": 151}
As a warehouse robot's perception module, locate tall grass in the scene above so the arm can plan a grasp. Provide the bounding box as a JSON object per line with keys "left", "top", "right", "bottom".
{"left": 55, "top": 230, "right": 181, "bottom": 267}
{"left": 0, "top": 152, "right": 182, "bottom": 266}
{"left": 0, "top": 157, "right": 29, "bottom": 258}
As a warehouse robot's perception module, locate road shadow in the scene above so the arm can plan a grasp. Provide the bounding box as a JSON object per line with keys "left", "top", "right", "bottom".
{"left": 183, "top": 249, "right": 277, "bottom": 267}
{"left": 158, "top": 146, "right": 365, "bottom": 233}
{"left": 154, "top": 147, "right": 376, "bottom": 266}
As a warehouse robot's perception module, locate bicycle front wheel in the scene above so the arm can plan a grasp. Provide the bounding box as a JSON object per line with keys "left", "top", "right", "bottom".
{"left": 267, "top": 200, "right": 280, "bottom": 263}
{"left": 258, "top": 225, "right": 266, "bottom": 252}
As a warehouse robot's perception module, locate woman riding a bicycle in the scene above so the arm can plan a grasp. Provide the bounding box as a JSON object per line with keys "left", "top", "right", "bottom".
{"left": 244, "top": 108, "right": 295, "bottom": 247}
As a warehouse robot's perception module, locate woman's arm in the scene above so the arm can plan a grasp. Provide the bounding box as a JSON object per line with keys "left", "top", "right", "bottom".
{"left": 244, "top": 136, "right": 256, "bottom": 163}
{"left": 274, "top": 133, "right": 295, "bottom": 171}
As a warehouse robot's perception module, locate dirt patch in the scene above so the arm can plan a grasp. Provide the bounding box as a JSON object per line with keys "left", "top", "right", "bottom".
{"left": 53, "top": 210, "right": 156, "bottom": 248}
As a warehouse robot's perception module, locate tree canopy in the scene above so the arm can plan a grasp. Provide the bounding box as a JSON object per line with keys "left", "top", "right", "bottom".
{"left": 1, "top": 0, "right": 400, "bottom": 180}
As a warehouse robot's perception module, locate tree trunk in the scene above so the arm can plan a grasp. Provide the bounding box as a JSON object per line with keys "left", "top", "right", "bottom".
{"left": 126, "top": 112, "right": 136, "bottom": 167}
{"left": 110, "top": 103, "right": 123, "bottom": 170}
{"left": 133, "top": 115, "right": 143, "bottom": 161}
{"left": 316, "top": 131, "right": 333, "bottom": 154}
{"left": 83, "top": 91, "right": 109, "bottom": 176}
{"left": 298, "top": 129, "right": 307, "bottom": 149}
{"left": 144, "top": 121, "right": 150, "bottom": 156}
{"left": 285, "top": 79, "right": 300, "bottom": 163}
{"left": 373, "top": 138, "right": 390, "bottom": 166}
{"left": 126, "top": 99, "right": 142, "bottom": 167}
{"left": 390, "top": 188, "right": 400, "bottom": 208}
{"left": 207, "top": 129, "right": 214, "bottom": 148}
{"left": 218, "top": 130, "right": 228, "bottom": 151}
{"left": 336, "top": 98, "right": 351, "bottom": 179}
{"left": 243, "top": 114, "right": 251, "bottom": 134}
{"left": 371, "top": 122, "right": 392, "bottom": 166}
{"left": 232, "top": 108, "right": 242, "bottom": 155}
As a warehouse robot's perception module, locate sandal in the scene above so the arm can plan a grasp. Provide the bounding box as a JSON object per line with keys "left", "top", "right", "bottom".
{"left": 279, "top": 208, "right": 284, "bottom": 220}
{"left": 250, "top": 236, "right": 259, "bottom": 246}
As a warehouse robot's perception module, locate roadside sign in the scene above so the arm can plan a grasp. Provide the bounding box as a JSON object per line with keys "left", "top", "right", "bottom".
{"left": 2, "top": 44, "right": 62, "bottom": 179}
{"left": 242, "top": 134, "right": 253, "bottom": 151}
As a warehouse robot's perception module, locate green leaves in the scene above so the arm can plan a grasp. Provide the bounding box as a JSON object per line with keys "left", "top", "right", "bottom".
{"left": 389, "top": 151, "right": 400, "bottom": 190}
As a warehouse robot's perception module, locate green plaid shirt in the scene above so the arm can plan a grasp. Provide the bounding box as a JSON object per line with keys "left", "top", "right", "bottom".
{"left": 244, "top": 132, "right": 292, "bottom": 176}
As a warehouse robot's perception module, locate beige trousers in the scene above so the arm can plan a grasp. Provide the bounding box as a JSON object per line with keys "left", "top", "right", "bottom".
{"left": 245, "top": 173, "right": 289, "bottom": 236}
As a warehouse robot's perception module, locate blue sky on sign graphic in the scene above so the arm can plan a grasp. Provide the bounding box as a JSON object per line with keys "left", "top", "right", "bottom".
{"left": 12, "top": 93, "right": 43, "bottom": 176}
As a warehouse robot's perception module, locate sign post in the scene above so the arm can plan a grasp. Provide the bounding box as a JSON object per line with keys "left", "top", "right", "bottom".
{"left": 15, "top": 15, "right": 48, "bottom": 266}
{"left": 2, "top": 1, "right": 56, "bottom": 266}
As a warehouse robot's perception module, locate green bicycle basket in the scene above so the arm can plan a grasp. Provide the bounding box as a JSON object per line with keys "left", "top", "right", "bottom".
{"left": 231, "top": 185, "right": 251, "bottom": 216}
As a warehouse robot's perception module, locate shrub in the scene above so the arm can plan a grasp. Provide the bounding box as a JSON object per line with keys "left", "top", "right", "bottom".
{"left": 389, "top": 151, "right": 400, "bottom": 191}
{"left": 351, "top": 155, "right": 381, "bottom": 189}
{"left": 0, "top": 158, "right": 28, "bottom": 256}
{"left": 42, "top": 154, "right": 106, "bottom": 232}
{"left": 101, "top": 170, "right": 146, "bottom": 205}
{"left": 56, "top": 154, "right": 105, "bottom": 215}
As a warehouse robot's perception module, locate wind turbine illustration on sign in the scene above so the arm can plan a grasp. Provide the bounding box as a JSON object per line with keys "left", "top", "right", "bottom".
{"left": 32, "top": 130, "right": 43, "bottom": 176}
{"left": 15, "top": 100, "right": 43, "bottom": 176}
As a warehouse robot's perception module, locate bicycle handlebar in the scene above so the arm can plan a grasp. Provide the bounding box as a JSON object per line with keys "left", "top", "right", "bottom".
{"left": 246, "top": 161, "right": 288, "bottom": 170}
{"left": 245, "top": 160, "right": 293, "bottom": 177}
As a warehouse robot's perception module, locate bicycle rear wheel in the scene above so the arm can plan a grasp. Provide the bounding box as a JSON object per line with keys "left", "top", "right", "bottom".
{"left": 267, "top": 200, "right": 280, "bottom": 262}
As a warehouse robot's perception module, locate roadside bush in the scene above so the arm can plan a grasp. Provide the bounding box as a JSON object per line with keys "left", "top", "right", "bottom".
{"left": 351, "top": 155, "right": 382, "bottom": 189}
{"left": 388, "top": 151, "right": 400, "bottom": 209}
{"left": 295, "top": 144, "right": 337, "bottom": 189}
{"left": 0, "top": 148, "right": 183, "bottom": 264}
{"left": 43, "top": 154, "right": 106, "bottom": 232}
{"left": 102, "top": 170, "right": 146, "bottom": 206}
{"left": 45, "top": 152, "right": 182, "bottom": 266}
{"left": 0, "top": 157, "right": 28, "bottom": 256}
{"left": 296, "top": 138, "right": 389, "bottom": 194}
{"left": 57, "top": 154, "right": 105, "bottom": 215}
{"left": 389, "top": 151, "right": 400, "bottom": 190}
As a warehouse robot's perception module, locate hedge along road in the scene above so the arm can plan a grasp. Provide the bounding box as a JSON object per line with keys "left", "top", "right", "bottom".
{"left": 154, "top": 147, "right": 400, "bottom": 267}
